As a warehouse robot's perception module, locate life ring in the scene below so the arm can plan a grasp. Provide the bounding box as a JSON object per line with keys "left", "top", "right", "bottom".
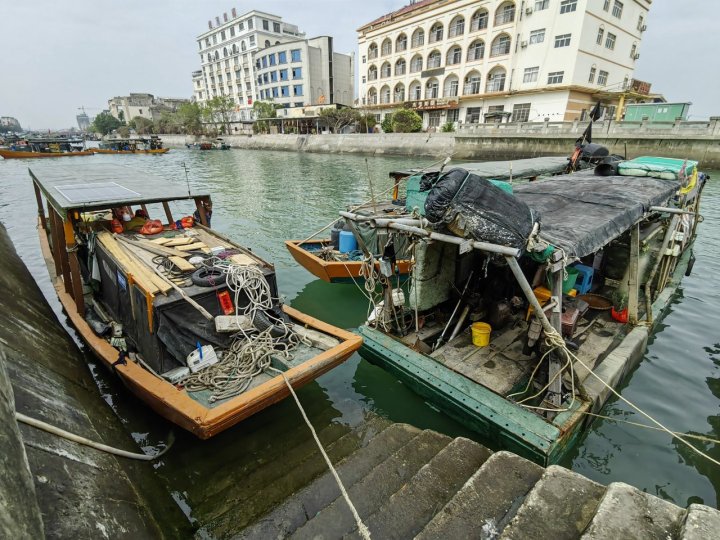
{"left": 139, "top": 219, "right": 164, "bottom": 235}
{"left": 191, "top": 267, "right": 226, "bottom": 287}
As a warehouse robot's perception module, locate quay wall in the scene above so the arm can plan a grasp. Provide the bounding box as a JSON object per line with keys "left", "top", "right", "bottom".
{"left": 159, "top": 117, "right": 720, "bottom": 167}
{"left": 0, "top": 224, "right": 188, "bottom": 538}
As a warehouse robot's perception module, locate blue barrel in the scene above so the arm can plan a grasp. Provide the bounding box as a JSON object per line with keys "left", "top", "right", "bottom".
{"left": 338, "top": 230, "right": 358, "bottom": 253}
{"left": 330, "top": 228, "right": 341, "bottom": 250}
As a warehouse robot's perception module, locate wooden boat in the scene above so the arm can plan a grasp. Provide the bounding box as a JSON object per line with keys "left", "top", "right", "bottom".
{"left": 350, "top": 156, "right": 706, "bottom": 465}
{"left": 288, "top": 156, "right": 578, "bottom": 284}
{"left": 89, "top": 136, "right": 169, "bottom": 154}
{"left": 285, "top": 239, "right": 413, "bottom": 283}
{"left": 0, "top": 137, "right": 93, "bottom": 159}
{"left": 30, "top": 163, "right": 361, "bottom": 438}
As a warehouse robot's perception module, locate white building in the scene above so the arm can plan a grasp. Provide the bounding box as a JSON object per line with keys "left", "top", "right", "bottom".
{"left": 108, "top": 94, "right": 190, "bottom": 123}
{"left": 254, "top": 36, "right": 354, "bottom": 108}
{"left": 192, "top": 9, "right": 305, "bottom": 122}
{"left": 357, "top": 0, "right": 652, "bottom": 128}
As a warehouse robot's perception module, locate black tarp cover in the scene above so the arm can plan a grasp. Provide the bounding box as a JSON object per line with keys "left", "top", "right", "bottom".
{"left": 512, "top": 171, "right": 680, "bottom": 258}
{"left": 424, "top": 168, "right": 538, "bottom": 250}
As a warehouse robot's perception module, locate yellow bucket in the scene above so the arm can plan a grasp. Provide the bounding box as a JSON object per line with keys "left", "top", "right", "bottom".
{"left": 471, "top": 322, "right": 492, "bottom": 347}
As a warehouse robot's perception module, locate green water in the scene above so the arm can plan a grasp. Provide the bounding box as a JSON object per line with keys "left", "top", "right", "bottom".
{"left": 1, "top": 149, "right": 718, "bottom": 523}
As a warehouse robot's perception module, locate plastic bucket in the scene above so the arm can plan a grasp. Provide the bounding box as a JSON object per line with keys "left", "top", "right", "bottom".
{"left": 338, "top": 230, "right": 358, "bottom": 253}
{"left": 562, "top": 267, "right": 579, "bottom": 294}
{"left": 471, "top": 322, "right": 492, "bottom": 347}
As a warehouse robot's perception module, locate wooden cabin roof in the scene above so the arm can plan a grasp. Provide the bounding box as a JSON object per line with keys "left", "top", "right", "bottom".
{"left": 29, "top": 163, "right": 209, "bottom": 217}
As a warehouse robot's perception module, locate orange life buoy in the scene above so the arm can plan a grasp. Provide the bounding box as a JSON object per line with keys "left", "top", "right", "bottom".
{"left": 111, "top": 219, "right": 124, "bottom": 234}
{"left": 181, "top": 216, "right": 194, "bottom": 229}
{"left": 139, "top": 219, "right": 164, "bottom": 235}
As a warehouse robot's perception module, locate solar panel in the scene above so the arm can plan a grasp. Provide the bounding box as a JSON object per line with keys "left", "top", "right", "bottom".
{"left": 55, "top": 182, "right": 141, "bottom": 204}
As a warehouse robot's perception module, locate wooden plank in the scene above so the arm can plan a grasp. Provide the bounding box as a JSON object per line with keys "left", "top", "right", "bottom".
{"left": 115, "top": 236, "right": 189, "bottom": 258}
{"left": 175, "top": 242, "right": 207, "bottom": 252}
{"left": 52, "top": 209, "right": 73, "bottom": 294}
{"left": 145, "top": 264, "right": 214, "bottom": 321}
{"left": 194, "top": 197, "right": 208, "bottom": 226}
{"left": 162, "top": 201, "right": 174, "bottom": 224}
{"left": 114, "top": 241, "right": 172, "bottom": 295}
{"left": 164, "top": 237, "right": 195, "bottom": 247}
{"left": 97, "top": 232, "right": 160, "bottom": 295}
{"left": 33, "top": 181, "right": 47, "bottom": 231}
{"left": 169, "top": 256, "right": 195, "bottom": 272}
{"left": 150, "top": 237, "right": 173, "bottom": 245}
{"left": 628, "top": 222, "right": 640, "bottom": 324}
{"left": 230, "top": 254, "right": 258, "bottom": 266}
{"left": 63, "top": 217, "right": 85, "bottom": 316}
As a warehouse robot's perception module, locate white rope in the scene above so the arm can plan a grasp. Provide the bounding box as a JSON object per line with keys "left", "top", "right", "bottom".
{"left": 269, "top": 368, "right": 371, "bottom": 539}
{"left": 15, "top": 412, "right": 173, "bottom": 461}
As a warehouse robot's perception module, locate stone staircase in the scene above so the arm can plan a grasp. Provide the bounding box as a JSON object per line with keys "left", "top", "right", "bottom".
{"left": 232, "top": 423, "right": 720, "bottom": 540}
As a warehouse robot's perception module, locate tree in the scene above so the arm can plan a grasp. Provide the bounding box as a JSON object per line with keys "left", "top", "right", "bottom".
{"left": 252, "top": 100, "right": 282, "bottom": 134}
{"left": 90, "top": 112, "right": 123, "bottom": 135}
{"left": 318, "top": 107, "right": 360, "bottom": 133}
{"left": 203, "top": 96, "right": 235, "bottom": 135}
{"left": 118, "top": 110, "right": 125, "bottom": 123}
{"left": 381, "top": 113, "right": 394, "bottom": 133}
{"left": 176, "top": 102, "right": 203, "bottom": 135}
{"left": 129, "top": 116, "right": 154, "bottom": 135}
{"left": 358, "top": 113, "right": 377, "bottom": 133}
{"left": 392, "top": 109, "right": 422, "bottom": 133}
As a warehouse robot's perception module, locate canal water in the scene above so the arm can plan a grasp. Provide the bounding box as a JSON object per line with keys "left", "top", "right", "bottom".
{"left": 1, "top": 149, "right": 718, "bottom": 521}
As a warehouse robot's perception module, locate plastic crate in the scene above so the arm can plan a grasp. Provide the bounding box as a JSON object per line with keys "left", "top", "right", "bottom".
{"left": 572, "top": 263, "right": 594, "bottom": 294}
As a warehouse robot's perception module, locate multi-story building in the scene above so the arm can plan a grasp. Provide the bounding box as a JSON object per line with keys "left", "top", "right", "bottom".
{"left": 254, "top": 36, "right": 354, "bottom": 108}
{"left": 357, "top": 0, "right": 652, "bottom": 128}
{"left": 192, "top": 9, "right": 305, "bottom": 121}
{"left": 108, "top": 94, "right": 190, "bottom": 123}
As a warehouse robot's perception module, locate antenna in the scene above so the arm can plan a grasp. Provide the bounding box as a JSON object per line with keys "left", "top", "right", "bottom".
{"left": 182, "top": 162, "right": 191, "bottom": 197}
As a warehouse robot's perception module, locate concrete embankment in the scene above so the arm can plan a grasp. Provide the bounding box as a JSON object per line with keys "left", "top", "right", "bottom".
{"left": 160, "top": 131, "right": 720, "bottom": 167}
{"left": 0, "top": 223, "right": 188, "bottom": 538}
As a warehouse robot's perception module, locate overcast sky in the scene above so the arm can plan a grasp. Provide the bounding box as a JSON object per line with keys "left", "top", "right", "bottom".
{"left": 0, "top": 0, "right": 714, "bottom": 130}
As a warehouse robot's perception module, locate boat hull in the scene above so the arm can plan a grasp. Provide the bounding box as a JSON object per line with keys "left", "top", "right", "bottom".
{"left": 38, "top": 221, "right": 361, "bottom": 438}
{"left": 357, "top": 245, "right": 694, "bottom": 465}
{"left": 0, "top": 149, "right": 93, "bottom": 159}
{"left": 285, "top": 239, "right": 412, "bottom": 283}
{"left": 89, "top": 148, "right": 169, "bottom": 155}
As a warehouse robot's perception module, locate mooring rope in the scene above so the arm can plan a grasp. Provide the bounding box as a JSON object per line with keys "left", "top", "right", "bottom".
{"left": 15, "top": 412, "right": 173, "bottom": 461}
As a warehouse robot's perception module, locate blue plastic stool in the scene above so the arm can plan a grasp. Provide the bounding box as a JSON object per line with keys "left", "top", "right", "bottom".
{"left": 572, "top": 263, "right": 594, "bottom": 294}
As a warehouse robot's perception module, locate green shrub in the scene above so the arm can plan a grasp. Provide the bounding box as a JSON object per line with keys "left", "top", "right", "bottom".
{"left": 392, "top": 109, "right": 422, "bottom": 133}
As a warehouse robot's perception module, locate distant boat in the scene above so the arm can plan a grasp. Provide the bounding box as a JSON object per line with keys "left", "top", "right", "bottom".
{"left": 0, "top": 137, "right": 93, "bottom": 159}
{"left": 90, "top": 136, "right": 169, "bottom": 155}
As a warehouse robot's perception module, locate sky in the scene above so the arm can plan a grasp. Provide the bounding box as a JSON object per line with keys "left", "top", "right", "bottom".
{"left": 0, "top": 0, "right": 714, "bottom": 130}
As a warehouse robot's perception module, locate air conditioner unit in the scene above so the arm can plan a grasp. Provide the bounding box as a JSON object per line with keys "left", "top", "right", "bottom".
{"left": 640, "top": 24, "right": 647, "bottom": 32}
{"left": 525, "top": 7, "right": 533, "bottom": 15}
{"left": 633, "top": 53, "right": 640, "bottom": 60}
{"left": 520, "top": 41, "right": 528, "bottom": 48}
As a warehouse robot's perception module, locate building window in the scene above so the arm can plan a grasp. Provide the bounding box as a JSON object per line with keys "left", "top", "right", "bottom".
{"left": 486, "top": 105, "right": 505, "bottom": 122}
{"left": 362, "top": 75, "right": 366, "bottom": 84}
{"left": 411, "top": 83, "right": 422, "bottom": 100}
{"left": 589, "top": 67, "right": 596, "bottom": 83}
{"left": 427, "top": 50, "right": 441, "bottom": 69}
{"left": 411, "top": 28, "right": 425, "bottom": 48}
{"left": 278, "top": 51, "right": 287, "bottom": 64}
{"left": 623, "top": 76, "right": 629, "bottom": 89}
{"left": 221, "top": 30, "right": 226, "bottom": 40}
{"left": 368, "top": 43, "right": 378, "bottom": 59}
{"left": 212, "top": 35, "right": 217, "bottom": 44}
{"left": 396, "top": 34, "right": 407, "bottom": 52}
{"left": 368, "top": 66, "right": 378, "bottom": 80}
{"left": 449, "top": 16, "right": 465, "bottom": 37}
{"left": 447, "top": 109, "right": 460, "bottom": 123}
{"left": 249, "top": 35, "right": 255, "bottom": 46}
{"left": 490, "top": 35, "right": 511, "bottom": 57}
{"left": 395, "top": 59, "right": 406, "bottom": 76}
{"left": 381, "top": 86, "right": 391, "bottom": 104}
{"left": 444, "top": 77, "right": 459, "bottom": 97}
{"left": 598, "top": 70, "right": 609, "bottom": 85}
{"left": 281, "top": 86, "right": 289, "bottom": 97}
{"left": 465, "top": 73, "right": 481, "bottom": 94}
{"left": 248, "top": 19, "right": 253, "bottom": 29}
{"left": 486, "top": 71, "right": 506, "bottom": 92}
{"left": 261, "top": 56, "right": 268, "bottom": 68}
{"left": 262, "top": 20, "right": 269, "bottom": 30}
{"left": 630, "top": 43, "right": 637, "bottom": 59}
{"left": 410, "top": 55, "right": 423, "bottom": 73}
{"left": 523, "top": 66, "right": 539, "bottom": 83}
{"left": 447, "top": 46, "right": 462, "bottom": 65}
{"left": 292, "top": 67, "right": 302, "bottom": 79}
{"left": 269, "top": 53, "right": 276, "bottom": 66}
{"left": 603, "top": 0, "right": 610, "bottom": 11}
{"left": 280, "top": 69, "right": 288, "bottom": 81}
{"left": 381, "top": 62, "right": 391, "bottom": 77}
{"left": 273, "top": 21, "right": 281, "bottom": 32}
{"left": 529, "top": 29, "right": 545, "bottom": 44}
{"left": 638, "top": 14, "right": 645, "bottom": 31}
{"left": 535, "top": 0, "right": 549, "bottom": 10}
{"left": 612, "top": 1, "right": 623, "bottom": 18}
{"left": 230, "top": 27, "right": 235, "bottom": 37}
{"left": 394, "top": 84, "right": 405, "bottom": 102}
{"left": 381, "top": 39, "right": 392, "bottom": 56}
{"left": 426, "top": 80, "right": 439, "bottom": 98}
{"left": 554, "top": 34, "right": 571, "bottom": 48}
{"left": 466, "top": 107, "right": 482, "bottom": 123}
{"left": 428, "top": 111, "right": 442, "bottom": 128}
{"left": 262, "top": 73, "right": 268, "bottom": 84}
{"left": 270, "top": 71, "right": 278, "bottom": 82}
{"left": 597, "top": 27, "right": 605, "bottom": 45}
{"left": 272, "top": 87, "right": 279, "bottom": 98}
{"left": 560, "top": 0, "right": 577, "bottom": 14}
{"left": 512, "top": 103, "right": 531, "bottom": 122}
{"left": 547, "top": 71, "right": 564, "bottom": 84}
{"left": 467, "top": 40, "right": 484, "bottom": 61}
{"left": 605, "top": 33, "right": 616, "bottom": 50}
{"left": 429, "top": 23, "right": 443, "bottom": 43}
{"left": 265, "top": 40, "right": 271, "bottom": 48}
{"left": 293, "top": 84, "right": 303, "bottom": 96}
{"left": 470, "top": 9, "right": 489, "bottom": 31}
{"left": 495, "top": 3, "right": 516, "bottom": 25}
{"left": 291, "top": 49, "right": 301, "bottom": 62}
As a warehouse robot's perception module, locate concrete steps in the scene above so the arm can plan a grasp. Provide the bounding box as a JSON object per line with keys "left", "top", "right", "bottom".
{"left": 236, "top": 429, "right": 720, "bottom": 540}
